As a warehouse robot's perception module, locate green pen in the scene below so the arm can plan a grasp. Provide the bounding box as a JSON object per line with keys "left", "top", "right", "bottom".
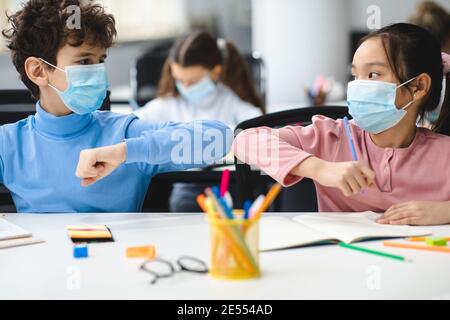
{"left": 339, "top": 242, "right": 412, "bottom": 262}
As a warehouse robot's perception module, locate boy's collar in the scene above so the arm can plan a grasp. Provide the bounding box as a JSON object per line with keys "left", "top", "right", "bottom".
{"left": 33, "top": 101, "right": 94, "bottom": 139}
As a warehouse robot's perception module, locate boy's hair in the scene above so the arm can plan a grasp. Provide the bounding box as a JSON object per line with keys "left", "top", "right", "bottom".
{"left": 158, "top": 31, "right": 266, "bottom": 114}
{"left": 2, "top": 0, "right": 116, "bottom": 99}
{"left": 360, "top": 23, "right": 449, "bottom": 132}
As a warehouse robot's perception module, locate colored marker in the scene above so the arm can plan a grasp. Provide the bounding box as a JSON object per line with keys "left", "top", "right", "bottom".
{"left": 220, "top": 169, "right": 231, "bottom": 197}
{"left": 243, "top": 200, "right": 252, "bottom": 220}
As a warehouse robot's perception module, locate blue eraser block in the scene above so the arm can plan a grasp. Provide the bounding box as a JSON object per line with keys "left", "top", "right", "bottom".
{"left": 74, "top": 245, "right": 89, "bottom": 259}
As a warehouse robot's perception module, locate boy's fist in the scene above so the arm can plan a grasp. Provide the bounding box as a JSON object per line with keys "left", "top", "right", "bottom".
{"left": 76, "top": 142, "right": 127, "bottom": 187}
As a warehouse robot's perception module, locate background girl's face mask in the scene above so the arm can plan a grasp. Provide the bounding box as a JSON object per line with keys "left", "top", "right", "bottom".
{"left": 347, "top": 78, "right": 416, "bottom": 134}
{"left": 176, "top": 75, "right": 217, "bottom": 105}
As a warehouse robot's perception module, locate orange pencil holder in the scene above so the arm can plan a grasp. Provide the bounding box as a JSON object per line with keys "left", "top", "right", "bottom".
{"left": 207, "top": 212, "right": 261, "bottom": 281}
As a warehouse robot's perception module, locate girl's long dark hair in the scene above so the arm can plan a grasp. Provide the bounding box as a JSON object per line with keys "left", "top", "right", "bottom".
{"left": 157, "top": 31, "right": 265, "bottom": 114}
{"left": 360, "top": 23, "right": 449, "bottom": 135}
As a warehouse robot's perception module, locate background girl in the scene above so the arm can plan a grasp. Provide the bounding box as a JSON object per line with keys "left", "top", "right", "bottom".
{"left": 136, "top": 31, "right": 264, "bottom": 212}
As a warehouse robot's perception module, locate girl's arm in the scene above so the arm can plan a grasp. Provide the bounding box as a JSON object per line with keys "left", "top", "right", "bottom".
{"left": 75, "top": 120, "right": 233, "bottom": 186}
{"left": 233, "top": 116, "right": 375, "bottom": 196}
{"left": 233, "top": 116, "right": 341, "bottom": 186}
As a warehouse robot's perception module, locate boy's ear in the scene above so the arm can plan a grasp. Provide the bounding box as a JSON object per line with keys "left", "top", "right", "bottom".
{"left": 24, "top": 57, "right": 49, "bottom": 87}
{"left": 412, "top": 73, "right": 432, "bottom": 101}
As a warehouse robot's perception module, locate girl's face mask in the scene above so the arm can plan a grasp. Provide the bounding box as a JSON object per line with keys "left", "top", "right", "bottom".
{"left": 176, "top": 75, "right": 217, "bottom": 105}
{"left": 347, "top": 78, "right": 416, "bottom": 134}
{"left": 39, "top": 58, "right": 109, "bottom": 115}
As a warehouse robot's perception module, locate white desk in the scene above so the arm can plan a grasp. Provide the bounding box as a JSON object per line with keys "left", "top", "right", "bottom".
{"left": 1, "top": 213, "right": 449, "bottom": 300}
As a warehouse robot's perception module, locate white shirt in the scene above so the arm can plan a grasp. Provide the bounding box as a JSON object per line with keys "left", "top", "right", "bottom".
{"left": 134, "top": 83, "right": 263, "bottom": 129}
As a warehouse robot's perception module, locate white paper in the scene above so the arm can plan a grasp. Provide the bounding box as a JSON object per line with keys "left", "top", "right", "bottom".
{"left": 0, "top": 219, "right": 32, "bottom": 241}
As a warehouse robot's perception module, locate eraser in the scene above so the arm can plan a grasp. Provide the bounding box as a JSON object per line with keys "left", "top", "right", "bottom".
{"left": 425, "top": 238, "right": 448, "bottom": 247}
{"left": 74, "top": 244, "right": 89, "bottom": 259}
{"left": 126, "top": 245, "right": 156, "bottom": 259}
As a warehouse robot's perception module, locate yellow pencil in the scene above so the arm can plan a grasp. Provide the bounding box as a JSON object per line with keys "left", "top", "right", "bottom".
{"left": 384, "top": 241, "right": 450, "bottom": 253}
{"left": 408, "top": 237, "right": 450, "bottom": 242}
{"left": 252, "top": 183, "right": 283, "bottom": 221}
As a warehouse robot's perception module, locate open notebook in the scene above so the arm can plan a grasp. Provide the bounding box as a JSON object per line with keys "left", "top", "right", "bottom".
{"left": 0, "top": 218, "right": 44, "bottom": 249}
{"left": 260, "top": 212, "right": 432, "bottom": 252}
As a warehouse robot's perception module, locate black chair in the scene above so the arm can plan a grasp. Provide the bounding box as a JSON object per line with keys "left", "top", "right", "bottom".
{"left": 234, "top": 106, "right": 352, "bottom": 212}
{"left": 130, "top": 42, "right": 267, "bottom": 108}
{"left": 0, "top": 90, "right": 36, "bottom": 213}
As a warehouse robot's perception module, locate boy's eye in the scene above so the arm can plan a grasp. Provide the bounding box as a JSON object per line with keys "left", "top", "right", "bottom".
{"left": 369, "top": 72, "right": 380, "bottom": 79}
{"left": 79, "top": 59, "right": 90, "bottom": 65}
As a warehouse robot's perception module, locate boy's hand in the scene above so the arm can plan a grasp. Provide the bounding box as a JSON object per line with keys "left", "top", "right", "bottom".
{"left": 314, "top": 160, "right": 375, "bottom": 197}
{"left": 76, "top": 143, "right": 127, "bottom": 187}
{"left": 377, "top": 201, "right": 450, "bottom": 226}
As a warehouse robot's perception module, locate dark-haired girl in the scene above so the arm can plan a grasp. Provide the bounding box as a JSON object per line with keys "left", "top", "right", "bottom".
{"left": 136, "top": 31, "right": 264, "bottom": 212}
{"left": 233, "top": 23, "right": 450, "bottom": 226}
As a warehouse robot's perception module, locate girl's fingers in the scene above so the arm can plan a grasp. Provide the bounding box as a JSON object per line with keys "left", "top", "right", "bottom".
{"left": 340, "top": 181, "right": 353, "bottom": 197}
{"left": 353, "top": 170, "right": 369, "bottom": 190}
{"left": 346, "top": 175, "right": 361, "bottom": 194}
{"left": 378, "top": 211, "right": 408, "bottom": 223}
{"left": 381, "top": 208, "right": 400, "bottom": 219}
{"left": 389, "top": 218, "right": 417, "bottom": 226}
{"left": 359, "top": 164, "right": 375, "bottom": 185}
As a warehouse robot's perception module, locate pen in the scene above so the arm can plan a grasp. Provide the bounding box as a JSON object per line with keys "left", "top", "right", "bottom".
{"left": 343, "top": 117, "right": 358, "bottom": 161}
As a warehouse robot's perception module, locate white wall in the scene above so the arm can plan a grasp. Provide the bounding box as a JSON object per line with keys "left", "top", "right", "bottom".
{"left": 252, "top": 0, "right": 350, "bottom": 109}
{"left": 252, "top": 0, "right": 450, "bottom": 111}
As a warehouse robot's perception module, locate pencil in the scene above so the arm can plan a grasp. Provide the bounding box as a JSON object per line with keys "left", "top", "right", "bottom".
{"left": 408, "top": 237, "right": 450, "bottom": 242}
{"left": 252, "top": 183, "right": 283, "bottom": 221}
{"left": 339, "top": 242, "right": 410, "bottom": 262}
{"left": 196, "top": 194, "right": 209, "bottom": 215}
{"left": 384, "top": 241, "right": 450, "bottom": 253}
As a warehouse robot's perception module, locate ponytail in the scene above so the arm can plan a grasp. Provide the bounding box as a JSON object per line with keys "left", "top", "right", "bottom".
{"left": 220, "top": 41, "right": 266, "bottom": 114}
{"left": 434, "top": 72, "right": 450, "bottom": 135}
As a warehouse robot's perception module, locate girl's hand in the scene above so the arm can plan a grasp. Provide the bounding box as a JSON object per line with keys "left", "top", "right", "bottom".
{"left": 377, "top": 201, "right": 450, "bottom": 226}
{"left": 76, "top": 143, "right": 127, "bottom": 187}
{"left": 293, "top": 157, "right": 375, "bottom": 197}
{"left": 315, "top": 160, "right": 376, "bottom": 197}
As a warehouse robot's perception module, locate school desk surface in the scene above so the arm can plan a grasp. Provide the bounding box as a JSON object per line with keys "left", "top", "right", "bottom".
{"left": 1, "top": 213, "right": 449, "bottom": 300}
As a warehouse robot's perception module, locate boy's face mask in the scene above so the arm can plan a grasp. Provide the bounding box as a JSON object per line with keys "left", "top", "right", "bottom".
{"left": 176, "top": 75, "right": 217, "bottom": 105}
{"left": 39, "top": 58, "right": 109, "bottom": 115}
{"left": 347, "top": 78, "right": 416, "bottom": 134}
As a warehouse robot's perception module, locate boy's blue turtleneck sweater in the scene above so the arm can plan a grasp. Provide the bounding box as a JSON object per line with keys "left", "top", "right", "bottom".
{"left": 0, "top": 102, "right": 232, "bottom": 213}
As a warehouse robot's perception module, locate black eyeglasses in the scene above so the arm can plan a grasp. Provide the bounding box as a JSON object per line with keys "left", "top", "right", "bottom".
{"left": 139, "top": 257, "right": 209, "bottom": 285}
